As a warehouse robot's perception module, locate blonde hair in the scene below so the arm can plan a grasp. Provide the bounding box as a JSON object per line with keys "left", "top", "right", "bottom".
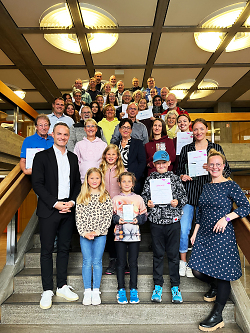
{"left": 208, "top": 149, "right": 226, "bottom": 164}
{"left": 84, "top": 118, "right": 97, "bottom": 127}
{"left": 77, "top": 168, "right": 109, "bottom": 205}
{"left": 100, "top": 144, "right": 125, "bottom": 178}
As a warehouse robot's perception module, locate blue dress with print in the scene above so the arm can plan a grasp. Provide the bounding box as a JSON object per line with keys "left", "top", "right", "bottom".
{"left": 188, "top": 180, "right": 250, "bottom": 281}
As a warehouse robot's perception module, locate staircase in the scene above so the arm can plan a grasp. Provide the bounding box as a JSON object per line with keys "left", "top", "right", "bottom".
{"left": 0, "top": 228, "right": 242, "bottom": 332}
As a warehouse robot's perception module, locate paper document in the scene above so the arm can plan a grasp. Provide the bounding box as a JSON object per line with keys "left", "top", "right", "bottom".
{"left": 150, "top": 178, "right": 173, "bottom": 205}
{"left": 187, "top": 150, "right": 208, "bottom": 177}
{"left": 26, "top": 148, "right": 44, "bottom": 169}
{"left": 176, "top": 132, "right": 193, "bottom": 155}
{"left": 136, "top": 109, "right": 153, "bottom": 121}
{"left": 122, "top": 204, "right": 134, "bottom": 222}
{"left": 122, "top": 104, "right": 128, "bottom": 118}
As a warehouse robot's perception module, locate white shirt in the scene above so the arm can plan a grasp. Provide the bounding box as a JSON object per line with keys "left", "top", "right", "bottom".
{"left": 53, "top": 145, "right": 70, "bottom": 200}
{"left": 48, "top": 113, "right": 74, "bottom": 134}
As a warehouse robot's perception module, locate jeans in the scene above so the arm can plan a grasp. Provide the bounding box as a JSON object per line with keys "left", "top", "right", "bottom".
{"left": 80, "top": 235, "right": 106, "bottom": 289}
{"left": 179, "top": 204, "right": 194, "bottom": 253}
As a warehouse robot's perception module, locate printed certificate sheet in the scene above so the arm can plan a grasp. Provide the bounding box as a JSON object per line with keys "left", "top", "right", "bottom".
{"left": 136, "top": 109, "right": 153, "bottom": 121}
{"left": 176, "top": 132, "right": 193, "bottom": 155}
{"left": 150, "top": 178, "right": 173, "bottom": 205}
{"left": 122, "top": 104, "right": 128, "bottom": 118}
{"left": 187, "top": 150, "right": 208, "bottom": 177}
{"left": 26, "top": 148, "right": 44, "bottom": 169}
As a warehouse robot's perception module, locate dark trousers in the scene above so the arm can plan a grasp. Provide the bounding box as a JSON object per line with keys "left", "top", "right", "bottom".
{"left": 106, "top": 225, "right": 117, "bottom": 259}
{"left": 39, "top": 210, "right": 75, "bottom": 291}
{"left": 150, "top": 222, "right": 181, "bottom": 288}
{"left": 115, "top": 241, "right": 140, "bottom": 290}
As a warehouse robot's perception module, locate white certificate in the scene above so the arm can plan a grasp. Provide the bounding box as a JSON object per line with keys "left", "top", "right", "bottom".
{"left": 150, "top": 178, "right": 173, "bottom": 205}
{"left": 123, "top": 204, "right": 134, "bottom": 222}
{"left": 26, "top": 148, "right": 44, "bottom": 169}
{"left": 187, "top": 150, "right": 208, "bottom": 177}
{"left": 176, "top": 132, "right": 193, "bottom": 155}
{"left": 136, "top": 109, "right": 153, "bottom": 121}
{"left": 122, "top": 104, "right": 128, "bottom": 118}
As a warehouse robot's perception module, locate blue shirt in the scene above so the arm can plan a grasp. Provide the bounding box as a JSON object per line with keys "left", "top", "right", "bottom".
{"left": 47, "top": 113, "right": 74, "bottom": 134}
{"left": 20, "top": 132, "right": 54, "bottom": 158}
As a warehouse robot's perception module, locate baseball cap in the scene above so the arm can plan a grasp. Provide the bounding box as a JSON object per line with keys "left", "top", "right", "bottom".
{"left": 153, "top": 150, "right": 170, "bottom": 163}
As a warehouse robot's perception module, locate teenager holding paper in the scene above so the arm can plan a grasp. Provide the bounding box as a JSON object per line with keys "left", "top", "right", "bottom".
{"left": 176, "top": 118, "right": 231, "bottom": 278}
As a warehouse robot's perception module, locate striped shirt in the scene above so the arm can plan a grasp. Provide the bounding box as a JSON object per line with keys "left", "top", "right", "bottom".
{"left": 176, "top": 140, "right": 231, "bottom": 206}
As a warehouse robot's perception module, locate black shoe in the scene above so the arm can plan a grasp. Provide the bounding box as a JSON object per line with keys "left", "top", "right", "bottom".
{"left": 105, "top": 259, "right": 116, "bottom": 275}
{"left": 125, "top": 262, "right": 130, "bottom": 274}
{"left": 204, "top": 284, "right": 217, "bottom": 302}
{"left": 199, "top": 302, "right": 224, "bottom": 331}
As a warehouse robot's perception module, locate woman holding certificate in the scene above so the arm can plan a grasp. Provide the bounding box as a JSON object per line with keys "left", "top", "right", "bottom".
{"left": 188, "top": 149, "right": 250, "bottom": 331}
{"left": 145, "top": 118, "right": 176, "bottom": 176}
{"left": 176, "top": 118, "right": 231, "bottom": 278}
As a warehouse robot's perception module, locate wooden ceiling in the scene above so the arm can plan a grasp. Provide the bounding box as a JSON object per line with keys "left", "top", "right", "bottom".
{"left": 1, "top": 0, "right": 250, "bottom": 111}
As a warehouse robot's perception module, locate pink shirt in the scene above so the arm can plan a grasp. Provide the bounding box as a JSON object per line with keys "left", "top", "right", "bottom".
{"left": 74, "top": 137, "right": 107, "bottom": 182}
{"left": 104, "top": 166, "right": 126, "bottom": 199}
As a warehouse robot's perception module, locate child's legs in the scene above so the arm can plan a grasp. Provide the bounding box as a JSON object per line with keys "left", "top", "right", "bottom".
{"left": 80, "top": 236, "right": 93, "bottom": 289}
{"left": 150, "top": 223, "right": 165, "bottom": 287}
{"left": 179, "top": 204, "right": 194, "bottom": 259}
{"left": 165, "top": 222, "right": 181, "bottom": 288}
{"left": 127, "top": 242, "right": 140, "bottom": 289}
{"left": 92, "top": 235, "right": 107, "bottom": 289}
{"left": 115, "top": 242, "right": 127, "bottom": 289}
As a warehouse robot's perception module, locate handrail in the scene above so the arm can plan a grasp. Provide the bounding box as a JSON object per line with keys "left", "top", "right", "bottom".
{"left": 189, "top": 113, "right": 250, "bottom": 122}
{"left": 0, "top": 164, "right": 32, "bottom": 236}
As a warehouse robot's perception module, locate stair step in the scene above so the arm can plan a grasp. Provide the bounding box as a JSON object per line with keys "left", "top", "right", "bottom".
{"left": 14, "top": 269, "right": 207, "bottom": 293}
{"left": 1, "top": 292, "right": 235, "bottom": 325}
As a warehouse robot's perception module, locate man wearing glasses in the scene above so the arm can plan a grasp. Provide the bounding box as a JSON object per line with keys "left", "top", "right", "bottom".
{"left": 67, "top": 105, "right": 107, "bottom": 152}
{"left": 20, "top": 114, "right": 54, "bottom": 175}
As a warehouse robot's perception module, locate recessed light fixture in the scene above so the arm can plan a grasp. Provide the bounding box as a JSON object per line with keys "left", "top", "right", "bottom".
{"left": 194, "top": 2, "right": 250, "bottom": 52}
{"left": 40, "top": 3, "right": 119, "bottom": 54}
{"left": 170, "top": 79, "right": 218, "bottom": 100}
{"left": 0, "top": 83, "right": 26, "bottom": 100}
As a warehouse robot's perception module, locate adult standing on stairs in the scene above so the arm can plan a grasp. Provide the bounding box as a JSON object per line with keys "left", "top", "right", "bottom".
{"left": 32, "top": 122, "right": 81, "bottom": 309}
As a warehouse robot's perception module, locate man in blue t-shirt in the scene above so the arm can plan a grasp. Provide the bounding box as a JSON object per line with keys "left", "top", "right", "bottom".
{"left": 20, "top": 114, "right": 54, "bottom": 175}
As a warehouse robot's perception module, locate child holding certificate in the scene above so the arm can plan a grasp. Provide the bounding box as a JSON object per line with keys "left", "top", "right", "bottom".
{"left": 141, "top": 150, "right": 187, "bottom": 304}
{"left": 112, "top": 172, "right": 147, "bottom": 304}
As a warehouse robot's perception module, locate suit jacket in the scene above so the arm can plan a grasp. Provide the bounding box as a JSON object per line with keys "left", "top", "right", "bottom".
{"left": 32, "top": 147, "right": 81, "bottom": 218}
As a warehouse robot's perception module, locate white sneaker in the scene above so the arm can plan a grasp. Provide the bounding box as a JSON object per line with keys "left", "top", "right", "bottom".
{"left": 92, "top": 289, "right": 101, "bottom": 305}
{"left": 186, "top": 266, "right": 194, "bottom": 278}
{"left": 56, "top": 285, "right": 79, "bottom": 301}
{"left": 40, "top": 290, "right": 54, "bottom": 309}
{"left": 82, "top": 289, "right": 92, "bottom": 306}
{"left": 179, "top": 260, "right": 187, "bottom": 277}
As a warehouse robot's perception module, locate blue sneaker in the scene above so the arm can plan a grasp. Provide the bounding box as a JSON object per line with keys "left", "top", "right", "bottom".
{"left": 171, "top": 286, "right": 183, "bottom": 303}
{"left": 151, "top": 285, "right": 162, "bottom": 303}
{"left": 130, "top": 289, "right": 140, "bottom": 304}
{"left": 117, "top": 288, "right": 128, "bottom": 304}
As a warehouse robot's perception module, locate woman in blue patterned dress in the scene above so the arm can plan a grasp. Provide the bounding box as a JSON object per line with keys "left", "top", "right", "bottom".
{"left": 189, "top": 149, "right": 250, "bottom": 332}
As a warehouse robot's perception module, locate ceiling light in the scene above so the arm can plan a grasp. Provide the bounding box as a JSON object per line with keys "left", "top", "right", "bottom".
{"left": 40, "top": 3, "right": 119, "bottom": 54}
{"left": 0, "top": 84, "right": 26, "bottom": 101}
{"left": 194, "top": 2, "right": 250, "bottom": 52}
{"left": 170, "top": 79, "right": 218, "bottom": 100}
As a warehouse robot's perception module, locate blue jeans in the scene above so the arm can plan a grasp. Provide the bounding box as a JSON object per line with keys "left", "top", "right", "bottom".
{"left": 179, "top": 204, "right": 194, "bottom": 253}
{"left": 80, "top": 235, "right": 106, "bottom": 289}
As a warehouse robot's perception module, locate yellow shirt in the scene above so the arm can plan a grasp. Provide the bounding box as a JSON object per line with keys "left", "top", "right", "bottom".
{"left": 98, "top": 117, "right": 120, "bottom": 144}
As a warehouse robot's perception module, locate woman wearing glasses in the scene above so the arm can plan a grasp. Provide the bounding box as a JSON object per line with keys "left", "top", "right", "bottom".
{"left": 176, "top": 118, "right": 231, "bottom": 278}
{"left": 74, "top": 118, "right": 107, "bottom": 183}
{"left": 189, "top": 149, "right": 250, "bottom": 332}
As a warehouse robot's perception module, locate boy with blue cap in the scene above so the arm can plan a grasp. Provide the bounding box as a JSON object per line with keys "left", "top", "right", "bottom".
{"left": 141, "top": 150, "right": 187, "bottom": 303}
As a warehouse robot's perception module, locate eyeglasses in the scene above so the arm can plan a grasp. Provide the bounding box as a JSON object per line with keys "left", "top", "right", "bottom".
{"left": 208, "top": 163, "right": 222, "bottom": 168}
{"left": 121, "top": 126, "right": 131, "bottom": 130}
{"left": 85, "top": 125, "right": 96, "bottom": 129}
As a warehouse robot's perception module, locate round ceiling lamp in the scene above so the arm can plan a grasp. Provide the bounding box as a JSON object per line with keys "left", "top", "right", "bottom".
{"left": 40, "top": 3, "right": 119, "bottom": 54}
{"left": 194, "top": 2, "right": 250, "bottom": 52}
{"left": 170, "top": 79, "right": 218, "bottom": 100}
{"left": 0, "top": 83, "right": 26, "bottom": 101}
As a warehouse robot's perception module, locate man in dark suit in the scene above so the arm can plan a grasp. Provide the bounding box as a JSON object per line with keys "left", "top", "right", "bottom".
{"left": 32, "top": 122, "right": 81, "bottom": 309}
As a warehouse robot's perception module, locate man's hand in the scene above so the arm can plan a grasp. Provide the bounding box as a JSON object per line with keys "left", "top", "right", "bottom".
{"left": 55, "top": 201, "right": 74, "bottom": 213}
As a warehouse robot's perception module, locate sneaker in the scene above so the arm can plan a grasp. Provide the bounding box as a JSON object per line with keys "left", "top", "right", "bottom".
{"left": 130, "top": 289, "right": 140, "bottom": 304}
{"left": 179, "top": 260, "right": 187, "bottom": 277}
{"left": 105, "top": 259, "right": 116, "bottom": 275}
{"left": 125, "top": 262, "right": 130, "bottom": 274}
{"left": 40, "top": 290, "right": 54, "bottom": 309}
{"left": 186, "top": 266, "right": 194, "bottom": 278}
{"left": 117, "top": 288, "right": 128, "bottom": 304}
{"left": 171, "top": 286, "right": 183, "bottom": 303}
{"left": 151, "top": 285, "right": 162, "bottom": 303}
{"left": 92, "top": 289, "right": 101, "bottom": 305}
{"left": 56, "top": 285, "right": 79, "bottom": 301}
{"left": 82, "top": 289, "right": 91, "bottom": 306}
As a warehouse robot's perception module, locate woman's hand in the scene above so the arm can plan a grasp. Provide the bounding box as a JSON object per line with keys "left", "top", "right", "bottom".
{"left": 180, "top": 174, "right": 192, "bottom": 182}
{"left": 119, "top": 112, "right": 125, "bottom": 119}
{"left": 203, "top": 163, "right": 209, "bottom": 171}
{"left": 119, "top": 218, "right": 126, "bottom": 224}
{"left": 170, "top": 199, "right": 178, "bottom": 208}
{"left": 190, "top": 224, "right": 200, "bottom": 245}
{"left": 148, "top": 200, "right": 155, "bottom": 208}
{"left": 213, "top": 217, "right": 228, "bottom": 233}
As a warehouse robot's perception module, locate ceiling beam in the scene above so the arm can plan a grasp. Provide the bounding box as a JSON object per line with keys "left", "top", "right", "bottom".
{"left": 142, "top": 0, "right": 171, "bottom": 87}
{"left": 66, "top": 0, "right": 94, "bottom": 78}
{"left": 180, "top": 1, "right": 250, "bottom": 104}
{"left": 0, "top": 2, "right": 61, "bottom": 103}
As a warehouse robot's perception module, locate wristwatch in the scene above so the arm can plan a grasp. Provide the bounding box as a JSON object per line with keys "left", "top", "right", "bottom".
{"left": 224, "top": 215, "right": 231, "bottom": 222}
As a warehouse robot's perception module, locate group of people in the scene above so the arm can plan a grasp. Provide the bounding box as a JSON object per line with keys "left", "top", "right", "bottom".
{"left": 19, "top": 72, "right": 250, "bottom": 332}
